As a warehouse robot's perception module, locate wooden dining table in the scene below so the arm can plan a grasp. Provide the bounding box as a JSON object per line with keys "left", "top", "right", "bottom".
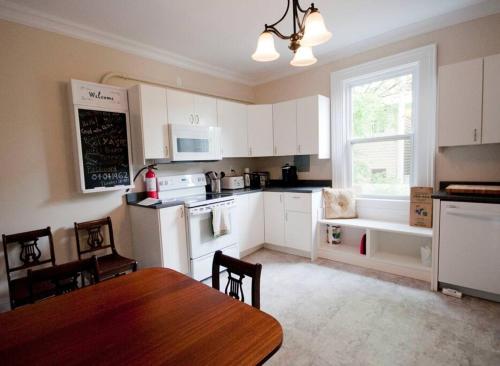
{"left": 0, "top": 268, "right": 283, "bottom": 365}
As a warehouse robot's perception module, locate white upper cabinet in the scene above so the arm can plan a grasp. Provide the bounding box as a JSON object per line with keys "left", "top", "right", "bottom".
{"left": 128, "top": 84, "right": 170, "bottom": 164}
{"left": 247, "top": 104, "right": 274, "bottom": 157}
{"left": 482, "top": 54, "right": 500, "bottom": 144}
{"left": 166, "top": 89, "right": 194, "bottom": 125}
{"left": 194, "top": 94, "right": 218, "bottom": 126}
{"left": 217, "top": 99, "right": 248, "bottom": 157}
{"left": 167, "top": 89, "right": 217, "bottom": 126}
{"left": 438, "top": 58, "right": 483, "bottom": 147}
{"left": 296, "top": 95, "right": 330, "bottom": 158}
{"left": 273, "top": 100, "right": 297, "bottom": 156}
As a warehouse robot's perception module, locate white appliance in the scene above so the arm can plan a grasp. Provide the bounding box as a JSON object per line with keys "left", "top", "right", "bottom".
{"left": 157, "top": 174, "right": 239, "bottom": 281}
{"left": 168, "top": 124, "right": 222, "bottom": 161}
{"left": 439, "top": 201, "right": 500, "bottom": 300}
{"left": 221, "top": 176, "right": 244, "bottom": 190}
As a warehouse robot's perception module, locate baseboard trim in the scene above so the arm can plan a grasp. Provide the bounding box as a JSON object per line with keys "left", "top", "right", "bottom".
{"left": 263, "top": 243, "right": 311, "bottom": 259}
{"left": 240, "top": 245, "right": 265, "bottom": 258}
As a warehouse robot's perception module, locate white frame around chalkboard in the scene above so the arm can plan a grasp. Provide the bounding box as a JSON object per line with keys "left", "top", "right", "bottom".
{"left": 70, "top": 79, "right": 134, "bottom": 193}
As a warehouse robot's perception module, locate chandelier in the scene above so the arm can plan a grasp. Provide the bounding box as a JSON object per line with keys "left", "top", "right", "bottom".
{"left": 252, "top": 0, "right": 332, "bottom": 67}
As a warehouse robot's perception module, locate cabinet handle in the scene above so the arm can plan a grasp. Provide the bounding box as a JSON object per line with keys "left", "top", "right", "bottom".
{"left": 279, "top": 194, "right": 282, "bottom": 203}
{"left": 180, "top": 207, "right": 184, "bottom": 218}
{"left": 165, "top": 145, "right": 169, "bottom": 156}
{"left": 249, "top": 147, "right": 252, "bottom": 156}
{"left": 274, "top": 146, "right": 277, "bottom": 155}
{"left": 473, "top": 128, "right": 478, "bottom": 142}
{"left": 298, "top": 145, "right": 301, "bottom": 153}
{"left": 196, "top": 114, "right": 200, "bottom": 124}
{"left": 189, "top": 114, "right": 193, "bottom": 124}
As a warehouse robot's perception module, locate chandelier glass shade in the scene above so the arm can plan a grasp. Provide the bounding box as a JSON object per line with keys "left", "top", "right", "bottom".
{"left": 252, "top": 0, "right": 331, "bottom": 66}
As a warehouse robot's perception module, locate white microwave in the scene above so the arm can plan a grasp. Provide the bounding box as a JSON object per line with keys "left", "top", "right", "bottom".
{"left": 168, "top": 124, "right": 222, "bottom": 161}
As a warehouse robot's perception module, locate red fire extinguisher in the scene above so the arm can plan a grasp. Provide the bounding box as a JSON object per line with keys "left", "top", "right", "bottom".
{"left": 145, "top": 166, "right": 158, "bottom": 199}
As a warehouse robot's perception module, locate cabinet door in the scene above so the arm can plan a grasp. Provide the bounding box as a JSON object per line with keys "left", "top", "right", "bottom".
{"left": 218, "top": 99, "right": 248, "bottom": 157}
{"left": 285, "top": 211, "right": 312, "bottom": 252}
{"left": 247, "top": 104, "right": 274, "bottom": 157}
{"left": 140, "top": 84, "right": 169, "bottom": 159}
{"left": 439, "top": 201, "right": 500, "bottom": 294}
{"left": 195, "top": 94, "right": 218, "bottom": 126}
{"left": 167, "top": 89, "right": 195, "bottom": 125}
{"left": 482, "top": 54, "right": 500, "bottom": 144}
{"left": 438, "top": 59, "right": 483, "bottom": 147}
{"left": 235, "top": 195, "right": 250, "bottom": 252}
{"left": 264, "top": 192, "right": 285, "bottom": 245}
{"left": 247, "top": 192, "right": 265, "bottom": 248}
{"left": 159, "top": 206, "right": 189, "bottom": 274}
{"left": 273, "top": 100, "right": 297, "bottom": 156}
{"left": 297, "top": 96, "right": 318, "bottom": 155}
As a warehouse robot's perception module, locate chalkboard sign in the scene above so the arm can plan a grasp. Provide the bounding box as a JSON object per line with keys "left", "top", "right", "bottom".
{"left": 70, "top": 79, "right": 133, "bottom": 193}
{"left": 78, "top": 108, "right": 131, "bottom": 190}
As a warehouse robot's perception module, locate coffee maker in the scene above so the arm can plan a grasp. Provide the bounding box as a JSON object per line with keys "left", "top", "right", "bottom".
{"left": 281, "top": 164, "right": 297, "bottom": 186}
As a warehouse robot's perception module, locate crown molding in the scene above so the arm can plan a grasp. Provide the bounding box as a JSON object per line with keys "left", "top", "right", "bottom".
{"left": 254, "top": 0, "right": 500, "bottom": 85}
{"left": 0, "top": 0, "right": 256, "bottom": 86}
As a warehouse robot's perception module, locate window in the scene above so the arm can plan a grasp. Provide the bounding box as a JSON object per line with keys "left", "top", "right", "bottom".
{"left": 350, "top": 72, "right": 414, "bottom": 197}
{"left": 331, "top": 45, "right": 436, "bottom": 200}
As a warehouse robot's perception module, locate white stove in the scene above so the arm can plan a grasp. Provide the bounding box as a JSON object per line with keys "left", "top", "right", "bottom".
{"left": 157, "top": 174, "right": 239, "bottom": 280}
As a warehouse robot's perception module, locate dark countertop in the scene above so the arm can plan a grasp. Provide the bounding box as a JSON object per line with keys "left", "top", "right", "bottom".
{"left": 432, "top": 181, "right": 500, "bottom": 204}
{"left": 126, "top": 180, "right": 331, "bottom": 209}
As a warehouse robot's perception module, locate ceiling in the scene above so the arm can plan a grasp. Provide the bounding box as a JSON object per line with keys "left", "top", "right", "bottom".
{"left": 1, "top": 0, "right": 499, "bottom": 85}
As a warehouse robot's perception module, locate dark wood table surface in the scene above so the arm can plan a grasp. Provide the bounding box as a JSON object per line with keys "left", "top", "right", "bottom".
{"left": 0, "top": 268, "right": 283, "bottom": 365}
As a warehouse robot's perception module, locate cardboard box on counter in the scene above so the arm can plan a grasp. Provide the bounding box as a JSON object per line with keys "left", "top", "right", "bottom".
{"left": 410, "top": 187, "right": 433, "bottom": 228}
{"left": 410, "top": 187, "right": 433, "bottom": 204}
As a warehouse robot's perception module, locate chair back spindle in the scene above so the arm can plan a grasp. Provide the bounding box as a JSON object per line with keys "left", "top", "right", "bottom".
{"left": 212, "top": 251, "right": 262, "bottom": 309}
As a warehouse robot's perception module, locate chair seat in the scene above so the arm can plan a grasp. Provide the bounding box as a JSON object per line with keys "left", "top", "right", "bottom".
{"left": 97, "top": 253, "right": 136, "bottom": 277}
{"left": 10, "top": 277, "right": 55, "bottom": 307}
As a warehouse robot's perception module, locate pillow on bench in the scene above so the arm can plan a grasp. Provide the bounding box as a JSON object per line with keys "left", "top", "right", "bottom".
{"left": 323, "top": 188, "right": 357, "bottom": 219}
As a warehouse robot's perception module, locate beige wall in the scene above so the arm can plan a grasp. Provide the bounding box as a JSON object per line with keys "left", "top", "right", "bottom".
{"left": 2, "top": 13, "right": 500, "bottom": 310}
{"left": 0, "top": 19, "right": 256, "bottom": 310}
{"left": 254, "top": 13, "right": 500, "bottom": 183}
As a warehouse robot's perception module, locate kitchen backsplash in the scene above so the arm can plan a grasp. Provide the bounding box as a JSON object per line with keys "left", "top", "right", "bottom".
{"left": 132, "top": 155, "right": 332, "bottom": 191}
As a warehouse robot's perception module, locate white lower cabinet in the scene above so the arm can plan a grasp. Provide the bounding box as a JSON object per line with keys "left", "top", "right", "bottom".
{"left": 264, "top": 192, "right": 286, "bottom": 245}
{"left": 129, "top": 205, "right": 189, "bottom": 274}
{"left": 439, "top": 201, "right": 500, "bottom": 296}
{"left": 285, "top": 211, "right": 312, "bottom": 252}
{"left": 264, "top": 191, "right": 321, "bottom": 256}
{"left": 235, "top": 192, "right": 265, "bottom": 254}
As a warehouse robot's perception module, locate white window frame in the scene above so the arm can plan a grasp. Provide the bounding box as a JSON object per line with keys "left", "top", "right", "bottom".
{"left": 331, "top": 45, "right": 436, "bottom": 202}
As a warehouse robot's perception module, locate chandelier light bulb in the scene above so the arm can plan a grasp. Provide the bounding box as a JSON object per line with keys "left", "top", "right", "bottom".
{"left": 252, "top": 31, "right": 280, "bottom": 62}
{"left": 290, "top": 46, "right": 317, "bottom": 67}
{"left": 300, "top": 10, "right": 332, "bottom": 47}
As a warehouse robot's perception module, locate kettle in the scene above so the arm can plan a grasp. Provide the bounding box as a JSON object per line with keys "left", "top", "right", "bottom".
{"left": 281, "top": 164, "right": 297, "bottom": 186}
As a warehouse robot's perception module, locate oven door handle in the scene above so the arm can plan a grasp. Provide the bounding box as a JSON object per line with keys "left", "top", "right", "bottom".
{"left": 188, "top": 203, "right": 236, "bottom": 216}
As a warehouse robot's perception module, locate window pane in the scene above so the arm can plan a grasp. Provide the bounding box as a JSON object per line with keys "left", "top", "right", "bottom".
{"left": 351, "top": 74, "right": 413, "bottom": 138}
{"left": 352, "top": 139, "right": 412, "bottom": 197}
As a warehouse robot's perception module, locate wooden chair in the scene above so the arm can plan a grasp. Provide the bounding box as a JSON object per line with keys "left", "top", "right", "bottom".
{"left": 2, "top": 227, "right": 56, "bottom": 309}
{"left": 212, "top": 250, "right": 262, "bottom": 309}
{"left": 27, "top": 256, "right": 100, "bottom": 303}
{"left": 74, "top": 217, "right": 137, "bottom": 279}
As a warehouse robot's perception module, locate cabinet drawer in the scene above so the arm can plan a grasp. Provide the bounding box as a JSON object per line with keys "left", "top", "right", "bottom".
{"left": 284, "top": 193, "right": 311, "bottom": 212}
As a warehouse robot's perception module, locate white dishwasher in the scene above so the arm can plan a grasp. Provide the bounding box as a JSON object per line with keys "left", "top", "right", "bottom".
{"left": 439, "top": 201, "right": 500, "bottom": 299}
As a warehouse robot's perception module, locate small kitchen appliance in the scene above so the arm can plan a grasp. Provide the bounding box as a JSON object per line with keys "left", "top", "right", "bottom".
{"left": 168, "top": 124, "right": 222, "bottom": 161}
{"left": 281, "top": 163, "right": 298, "bottom": 185}
{"left": 221, "top": 176, "right": 244, "bottom": 190}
